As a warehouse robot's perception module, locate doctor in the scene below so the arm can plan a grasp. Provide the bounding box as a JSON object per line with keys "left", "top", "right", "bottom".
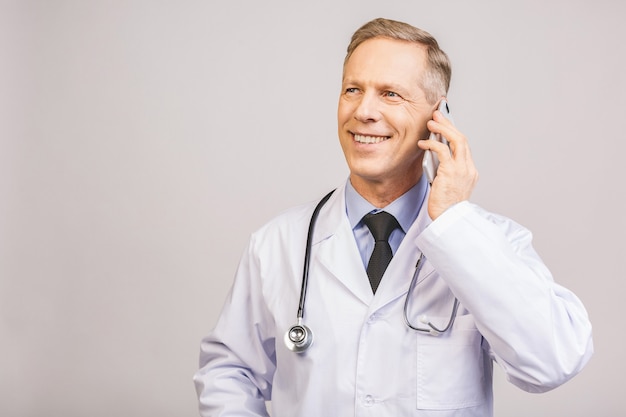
{"left": 194, "top": 18, "right": 593, "bottom": 416}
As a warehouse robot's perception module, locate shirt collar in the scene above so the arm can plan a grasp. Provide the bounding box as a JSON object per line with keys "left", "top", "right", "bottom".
{"left": 345, "top": 175, "right": 428, "bottom": 233}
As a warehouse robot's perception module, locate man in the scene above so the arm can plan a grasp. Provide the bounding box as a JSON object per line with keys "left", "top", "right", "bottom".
{"left": 194, "top": 18, "right": 593, "bottom": 416}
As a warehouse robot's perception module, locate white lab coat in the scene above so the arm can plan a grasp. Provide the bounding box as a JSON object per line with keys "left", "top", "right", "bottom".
{"left": 194, "top": 182, "right": 593, "bottom": 417}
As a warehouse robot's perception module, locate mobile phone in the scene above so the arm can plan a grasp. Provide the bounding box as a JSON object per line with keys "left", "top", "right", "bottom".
{"left": 422, "top": 99, "right": 454, "bottom": 184}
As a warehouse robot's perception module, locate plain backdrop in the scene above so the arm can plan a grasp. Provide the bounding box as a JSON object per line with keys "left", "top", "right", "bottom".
{"left": 1, "top": 1, "right": 624, "bottom": 416}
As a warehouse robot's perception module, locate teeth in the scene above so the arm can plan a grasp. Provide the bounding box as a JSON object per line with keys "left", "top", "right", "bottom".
{"left": 354, "top": 134, "right": 389, "bottom": 144}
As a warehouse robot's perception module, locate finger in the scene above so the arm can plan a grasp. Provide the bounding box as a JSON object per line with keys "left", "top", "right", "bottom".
{"left": 427, "top": 115, "right": 470, "bottom": 160}
{"left": 417, "top": 137, "right": 453, "bottom": 161}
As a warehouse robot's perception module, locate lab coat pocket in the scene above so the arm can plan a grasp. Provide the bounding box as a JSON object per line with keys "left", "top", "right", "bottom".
{"left": 416, "top": 315, "right": 487, "bottom": 410}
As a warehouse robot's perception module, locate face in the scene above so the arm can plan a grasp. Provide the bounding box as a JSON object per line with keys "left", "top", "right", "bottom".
{"left": 338, "top": 37, "right": 436, "bottom": 194}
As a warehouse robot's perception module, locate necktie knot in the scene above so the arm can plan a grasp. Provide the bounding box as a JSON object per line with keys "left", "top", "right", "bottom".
{"left": 363, "top": 211, "right": 399, "bottom": 242}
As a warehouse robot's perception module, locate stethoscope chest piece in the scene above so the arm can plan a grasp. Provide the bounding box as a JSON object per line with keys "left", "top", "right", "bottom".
{"left": 284, "top": 322, "right": 313, "bottom": 353}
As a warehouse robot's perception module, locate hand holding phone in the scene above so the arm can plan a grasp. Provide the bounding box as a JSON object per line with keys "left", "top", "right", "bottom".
{"left": 422, "top": 99, "right": 454, "bottom": 184}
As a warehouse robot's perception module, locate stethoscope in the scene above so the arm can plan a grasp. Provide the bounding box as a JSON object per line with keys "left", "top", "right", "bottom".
{"left": 284, "top": 190, "right": 460, "bottom": 353}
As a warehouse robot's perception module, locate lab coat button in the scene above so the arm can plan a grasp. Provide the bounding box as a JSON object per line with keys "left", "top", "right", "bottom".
{"left": 364, "top": 395, "right": 374, "bottom": 406}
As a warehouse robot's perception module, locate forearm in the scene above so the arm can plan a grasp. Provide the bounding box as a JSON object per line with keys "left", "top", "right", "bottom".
{"left": 194, "top": 241, "right": 276, "bottom": 416}
{"left": 194, "top": 334, "right": 272, "bottom": 416}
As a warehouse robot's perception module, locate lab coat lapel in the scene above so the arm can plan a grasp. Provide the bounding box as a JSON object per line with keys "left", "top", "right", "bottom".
{"left": 313, "top": 184, "right": 374, "bottom": 305}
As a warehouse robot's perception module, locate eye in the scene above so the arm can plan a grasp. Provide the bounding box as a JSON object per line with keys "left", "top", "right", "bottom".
{"left": 383, "top": 90, "right": 402, "bottom": 99}
{"left": 345, "top": 87, "right": 360, "bottom": 94}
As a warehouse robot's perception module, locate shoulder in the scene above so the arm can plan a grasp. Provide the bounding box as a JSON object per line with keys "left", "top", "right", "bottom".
{"left": 262, "top": 196, "right": 325, "bottom": 230}
{"left": 249, "top": 190, "right": 338, "bottom": 248}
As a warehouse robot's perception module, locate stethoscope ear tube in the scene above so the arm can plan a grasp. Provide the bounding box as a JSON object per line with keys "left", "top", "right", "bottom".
{"left": 284, "top": 190, "right": 336, "bottom": 353}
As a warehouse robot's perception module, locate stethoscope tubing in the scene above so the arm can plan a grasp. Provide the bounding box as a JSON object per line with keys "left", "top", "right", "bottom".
{"left": 296, "top": 189, "right": 336, "bottom": 322}
{"left": 403, "top": 253, "right": 459, "bottom": 334}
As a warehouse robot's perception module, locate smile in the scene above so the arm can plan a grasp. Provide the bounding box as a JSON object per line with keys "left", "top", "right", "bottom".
{"left": 354, "top": 134, "right": 390, "bottom": 144}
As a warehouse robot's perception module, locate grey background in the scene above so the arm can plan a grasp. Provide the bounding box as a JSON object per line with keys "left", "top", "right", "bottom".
{"left": 1, "top": 0, "right": 624, "bottom": 416}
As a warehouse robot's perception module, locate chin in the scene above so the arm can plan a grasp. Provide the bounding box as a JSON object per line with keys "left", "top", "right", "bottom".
{"left": 349, "top": 168, "right": 388, "bottom": 185}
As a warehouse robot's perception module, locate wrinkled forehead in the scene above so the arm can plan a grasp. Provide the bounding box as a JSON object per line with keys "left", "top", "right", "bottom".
{"left": 342, "top": 37, "right": 428, "bottom": 86}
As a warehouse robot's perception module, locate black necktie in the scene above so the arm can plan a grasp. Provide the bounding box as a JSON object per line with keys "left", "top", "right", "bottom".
{"left": 363, "top": 211, "right": 400, "bottom": 293}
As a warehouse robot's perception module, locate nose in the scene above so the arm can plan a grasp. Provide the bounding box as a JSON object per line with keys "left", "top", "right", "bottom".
{"left": 353, "top": 92, "right": 381, "bottom": 123}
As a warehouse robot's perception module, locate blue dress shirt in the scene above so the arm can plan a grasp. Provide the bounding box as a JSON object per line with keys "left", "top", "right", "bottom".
{"left": 345, "top": 175, "right": 428, "bottom": 270}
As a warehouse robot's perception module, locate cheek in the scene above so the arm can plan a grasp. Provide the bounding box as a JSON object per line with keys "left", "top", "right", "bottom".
{"left": 392, "top": 112, "right": 428, "bottom": 138}
{"left": 404, "top": 112, "right": 431, "bottom": 139}
{"left": 418, "top": 123, "right": 430, "bottom": 139}
{"left": 337, "top": 102, "right": 352, "bottom": 124}
{"left": 338, "top": 95, "right": 364, "bottom": 121}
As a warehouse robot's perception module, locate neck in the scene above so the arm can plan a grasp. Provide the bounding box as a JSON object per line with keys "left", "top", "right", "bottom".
{"left": 350, "top": 173, "right": 421, "bottom": 208}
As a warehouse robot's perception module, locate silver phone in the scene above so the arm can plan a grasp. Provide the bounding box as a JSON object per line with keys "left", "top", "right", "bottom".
{"left": 422, "top": 99, "right": 453, "bottom": 184}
